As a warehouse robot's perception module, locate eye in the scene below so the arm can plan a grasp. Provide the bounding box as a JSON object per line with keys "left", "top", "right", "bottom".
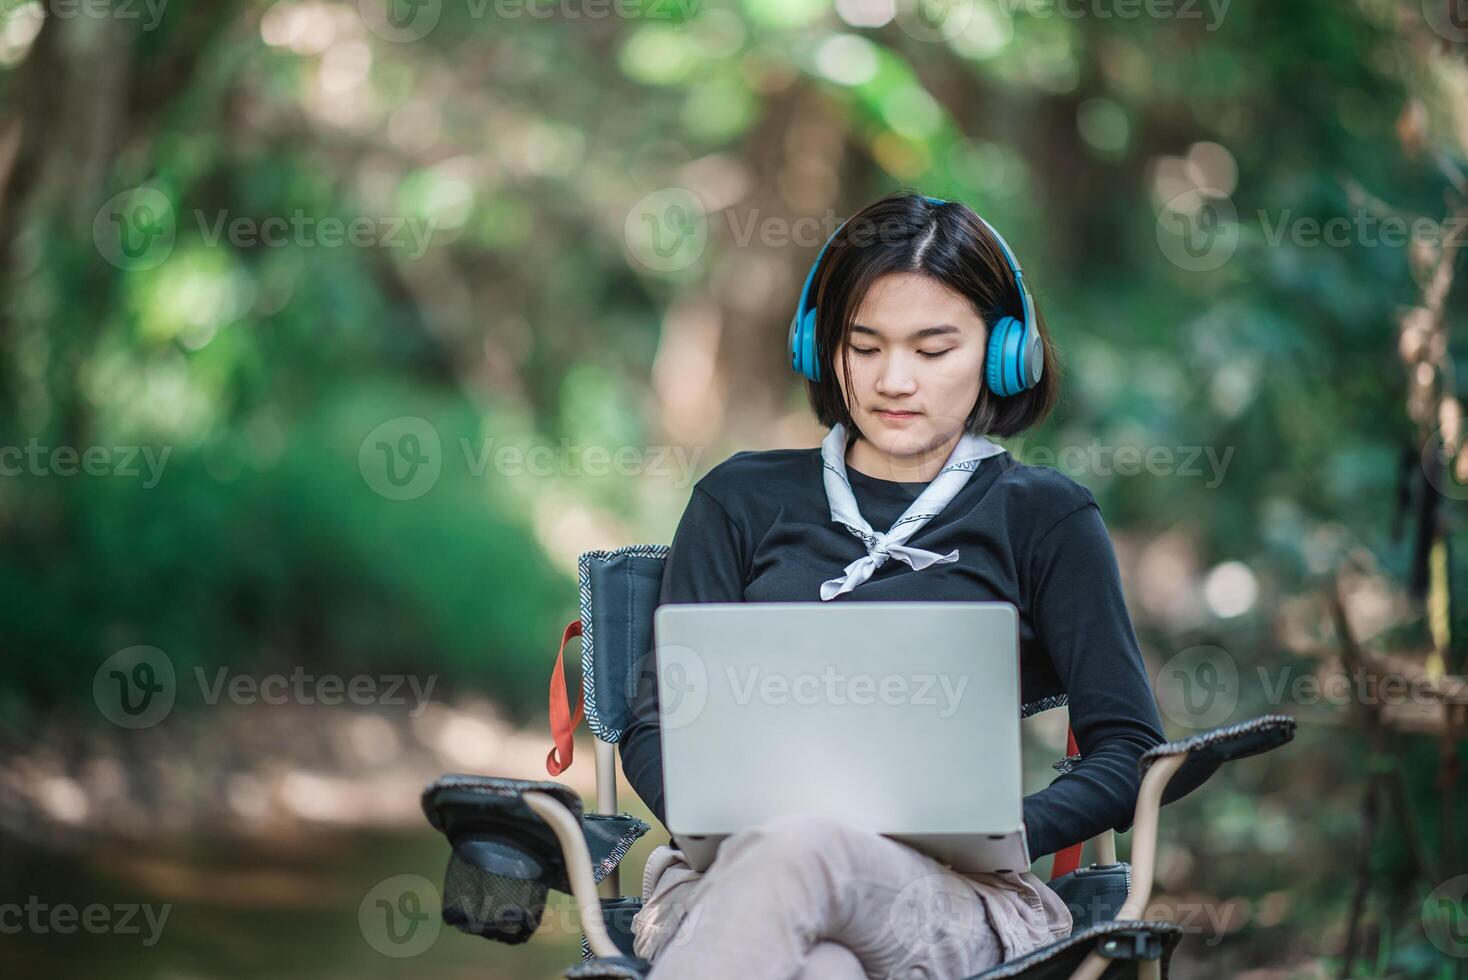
{"left": 850, "top": 346, "right": 878, "bottom": 356}
{"left": 918, "top": 349, "right": 953, "bottom": 359}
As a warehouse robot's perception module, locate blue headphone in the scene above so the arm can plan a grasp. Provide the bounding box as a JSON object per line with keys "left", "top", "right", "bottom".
{"left": 787, "top": 195, "right": 1043, "bottom": 397}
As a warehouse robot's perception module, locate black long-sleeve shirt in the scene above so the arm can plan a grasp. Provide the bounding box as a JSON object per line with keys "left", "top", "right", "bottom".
{"left": 618, "top": 445, "right": 1165, "bottom": 862}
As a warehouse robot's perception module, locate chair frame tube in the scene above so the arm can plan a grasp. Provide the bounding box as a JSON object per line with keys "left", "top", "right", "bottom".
{"left": 523, "top": 790, "right": 622, "bottom": 960}
{"left": 595, "top": 737, "right": 621, "bottom": 899}
{"left": 1066, "top": 752, "right": 1187, "bottom": 980}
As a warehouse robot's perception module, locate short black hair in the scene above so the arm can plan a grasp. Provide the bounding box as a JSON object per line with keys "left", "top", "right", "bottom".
{"left": 802, "top": 191, "right": 1060, "bottom": 439}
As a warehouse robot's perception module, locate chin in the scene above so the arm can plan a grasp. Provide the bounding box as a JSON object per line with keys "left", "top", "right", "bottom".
{"left": 865, "top": 419, "right": 935, "bottom": 451}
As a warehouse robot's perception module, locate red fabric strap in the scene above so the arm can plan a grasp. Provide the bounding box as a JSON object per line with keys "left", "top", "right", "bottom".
{"left": 1049, "top": 726, "right": 1084, "bottom": 880}
{"left": 545, "top": 619, "right": 585, "bottom": 776}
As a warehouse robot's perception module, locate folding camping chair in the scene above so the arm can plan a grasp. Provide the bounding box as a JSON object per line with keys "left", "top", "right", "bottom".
{"left": 420, "top": 544, "right": 1296, "bottom": 979}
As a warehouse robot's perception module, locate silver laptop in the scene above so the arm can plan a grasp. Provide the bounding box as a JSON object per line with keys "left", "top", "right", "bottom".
{"left": 652, "top": 601, "right": 1030, "bottom": 874}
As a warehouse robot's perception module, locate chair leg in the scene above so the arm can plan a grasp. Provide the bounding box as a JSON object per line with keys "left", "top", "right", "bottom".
{"left": 1065, "top": 753, "right": 1187, "bottom": 980}
{"left": 595, "top": 738, "right": 622, "bottom": 900}
{"left": 523, "top": 790, "right": 622, "bottom": 960}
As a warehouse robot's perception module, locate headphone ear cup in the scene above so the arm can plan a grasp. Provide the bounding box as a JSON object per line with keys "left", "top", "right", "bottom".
{"left": 1023, "top": 325, "right": 1044, "bottom": 388}
{"left": 788, "top": 313, "right": 803, "bottom": 376}
{"left": 985, "top": 315, "right": 1021, "bottom": 396}
{"left": 798, "top": 307, "right": 821, "bottom": 382}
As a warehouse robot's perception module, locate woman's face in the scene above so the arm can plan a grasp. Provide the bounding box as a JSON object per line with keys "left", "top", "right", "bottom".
{"left": 836, "top": 272, "right": 987, "bottom": 459}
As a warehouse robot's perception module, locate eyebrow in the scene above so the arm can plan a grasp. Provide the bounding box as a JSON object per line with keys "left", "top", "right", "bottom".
{"left": 850, "top": 324, "right": 962, "bottom": 340}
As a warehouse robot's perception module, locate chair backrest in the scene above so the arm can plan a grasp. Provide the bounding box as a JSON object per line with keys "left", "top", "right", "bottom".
{"left": 577, "top": 545, "right": 670, "bottom": 743}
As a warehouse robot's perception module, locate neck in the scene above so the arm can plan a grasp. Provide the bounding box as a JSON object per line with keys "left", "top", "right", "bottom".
{"left": 844, "top": 429, "right": 960, "bottom": 484}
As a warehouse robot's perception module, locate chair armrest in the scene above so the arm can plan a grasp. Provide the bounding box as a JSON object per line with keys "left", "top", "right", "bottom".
{"left": 1062, "top": 714, "right": 1296, "bottom": 979}
{"left": 420, "top": 774, "right": 649, "bottom": 952}
{"left": 422, "top": 774, "right": 650, "bottom": 883}
{"left": 1139, "top": 713, "right": 1297, "bottom": 806}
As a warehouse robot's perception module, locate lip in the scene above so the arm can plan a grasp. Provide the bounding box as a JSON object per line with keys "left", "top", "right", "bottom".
{"left": 876, "top": 410, "right": 921, "bottom": 422}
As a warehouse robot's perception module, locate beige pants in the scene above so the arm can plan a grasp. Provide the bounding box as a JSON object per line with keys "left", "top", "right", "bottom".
{"left": 632, "top": 813, "right": 1073, "bottom": 980}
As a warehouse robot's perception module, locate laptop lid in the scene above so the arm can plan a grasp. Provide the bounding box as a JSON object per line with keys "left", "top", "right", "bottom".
{"left": 652, "top": 601, "right": 1028, "bottom": 872}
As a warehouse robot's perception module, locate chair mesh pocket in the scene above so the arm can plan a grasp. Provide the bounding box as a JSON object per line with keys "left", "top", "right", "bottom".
{"left": 441, "top": 838, "right": 553, "bottom": 944}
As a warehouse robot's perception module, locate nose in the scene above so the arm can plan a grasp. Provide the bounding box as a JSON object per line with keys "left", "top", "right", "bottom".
{"left": 873, "top": 351, "right": 919, "bottom": 398}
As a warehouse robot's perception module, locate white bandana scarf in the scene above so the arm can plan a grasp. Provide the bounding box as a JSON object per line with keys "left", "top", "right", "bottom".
{"left": 819, "top": 421, "right": 1006, "bottom": 601}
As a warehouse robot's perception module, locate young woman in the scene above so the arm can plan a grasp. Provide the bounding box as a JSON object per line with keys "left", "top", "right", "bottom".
{"left": 617, "top": 191, "right": 1166, "bottom": 979}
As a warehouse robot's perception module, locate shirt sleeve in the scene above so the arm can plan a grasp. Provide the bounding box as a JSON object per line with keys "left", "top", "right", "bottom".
{"left": 1021, "top": 501, "right": 1166, "bottom": 860}
{"left": 619, "top": 485, "right": 749, "bottom": 829}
